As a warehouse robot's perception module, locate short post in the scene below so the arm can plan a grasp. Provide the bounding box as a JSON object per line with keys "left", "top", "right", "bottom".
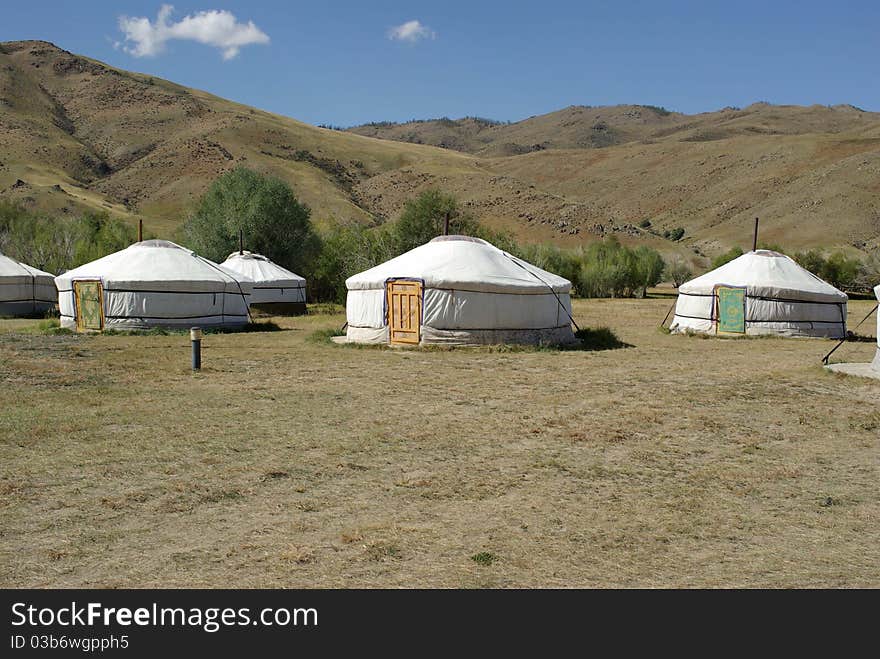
{"left": 191, "top": 327, "right": 202, "bottom": 371}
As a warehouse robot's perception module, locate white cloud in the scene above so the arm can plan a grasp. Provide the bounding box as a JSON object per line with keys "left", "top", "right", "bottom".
{"left": 387, "top": 20, "right": 436, "bottom": 43}
{"left": 117, "top": 5, "right": 269, "bottom": 60}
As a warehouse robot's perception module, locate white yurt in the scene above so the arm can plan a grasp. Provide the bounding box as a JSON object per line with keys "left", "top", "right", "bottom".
{"left": 55, "top": 240, "right": 251, "bottom": 331}
{"left": 670, "top": 250, "right": 847, "bottom": 338}
{"left": 0, "top": 252, "right": 57, "bottom": 316}
{"left": 220, "top": 251, "right": 306, "bottom": 315}
{"left": 344, "top": 235, "right": 576, "bottom": 346}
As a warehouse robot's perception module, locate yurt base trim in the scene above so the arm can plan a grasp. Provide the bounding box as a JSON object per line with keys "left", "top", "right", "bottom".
{"left": 671, "top": 319, "right": 846, "bottom": 338}
{"left": 345, "top": 324, "right": 576, "bottom": 346}
{"left": 60, "top": 315, "right": 249, "bottom": 330}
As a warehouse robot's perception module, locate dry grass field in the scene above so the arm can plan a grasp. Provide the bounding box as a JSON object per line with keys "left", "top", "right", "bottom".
{"left": 1, "top": 298, "right": 878, "bottom": 588}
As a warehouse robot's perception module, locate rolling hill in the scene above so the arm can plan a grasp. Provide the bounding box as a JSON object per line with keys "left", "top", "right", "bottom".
{"left": 2, "top": 39, "right": 880, "bottom": 264}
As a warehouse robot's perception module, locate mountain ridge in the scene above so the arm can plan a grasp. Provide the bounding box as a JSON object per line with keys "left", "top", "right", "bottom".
{"left": 2, "top": 39, "right": 879, "bottom": 264}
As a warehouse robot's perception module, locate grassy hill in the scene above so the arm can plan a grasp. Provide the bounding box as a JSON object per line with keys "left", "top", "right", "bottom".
{"left": 2, "top": 40, "right": 880, "bottom": 262}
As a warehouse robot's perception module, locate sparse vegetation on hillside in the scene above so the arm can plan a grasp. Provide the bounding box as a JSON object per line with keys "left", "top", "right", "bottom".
{"left": 663, "top": 227, "right": 686, "bottom": 242}
{"left": 641, "top": 105, "right": 673, "bottom": 116}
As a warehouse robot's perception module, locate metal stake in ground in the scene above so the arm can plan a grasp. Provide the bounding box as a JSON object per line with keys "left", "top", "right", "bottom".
{"left": 191, "top": 327, "right": 202, "bottom": 370}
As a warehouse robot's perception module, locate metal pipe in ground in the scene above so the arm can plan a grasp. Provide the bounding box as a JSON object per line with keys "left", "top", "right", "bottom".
{"left": 191, "top": 327, "right": 202, "bottom": 370}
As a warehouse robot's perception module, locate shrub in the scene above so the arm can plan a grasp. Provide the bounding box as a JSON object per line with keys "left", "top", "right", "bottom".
{"left": 0, "top": 202, "right": 136, "bottom": 274}
{"left": 576, "top": 237, "right": 664, "bottom": 298}
{"left": 663, "top": 227, "right": 685, "bottom": 241}
{"left": 793, "top": 250, "right": 861, "bottom": 291}
{"left": 639, "top": 219, "right": 652, "bottom": 229}
{"left": 711, "top": 247, "right": 744, "bottom": 269}
{"left": 665, "top": 257, "right": 693, "bottom": 288}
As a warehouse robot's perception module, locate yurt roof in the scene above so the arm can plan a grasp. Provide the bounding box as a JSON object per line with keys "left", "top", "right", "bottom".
{"left": 680, "top": 250, "right": 847, "bottom": 303}
{"left": 0, "top": 252, "right": 54, "bottom": 283}
{"left": 55, "top": 240, "right": 251, "bottom": 293}
{"left": 346, "top": 236, "right": 571, "bottom": 294}
{"left": 221, "top": 251, "right": 305, "bottom": 286}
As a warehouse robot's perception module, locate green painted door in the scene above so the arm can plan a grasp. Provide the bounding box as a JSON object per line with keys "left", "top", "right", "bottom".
{"left": 716, "top": 286, "right": 746, "bottom": 334}
{"left": 74, "top": 280, "right": 104, "bottom": 331}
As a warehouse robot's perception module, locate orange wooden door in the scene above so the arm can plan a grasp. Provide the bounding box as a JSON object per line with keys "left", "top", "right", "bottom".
{"left": 386, "top": 280, "right": 422, "bottom": 345}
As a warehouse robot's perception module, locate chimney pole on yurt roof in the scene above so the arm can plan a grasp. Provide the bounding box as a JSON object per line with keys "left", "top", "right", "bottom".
{"left": 137, "top": 219, "right": 143, "bottom": 243}
{"left": 444, "top": 212, "right": 450, "bottom": 236}
{"left": 752, "top": 217, "right": 759, "bottom": 252}
{"left": 239, "top": 228, "right": 244, "bottom": 255}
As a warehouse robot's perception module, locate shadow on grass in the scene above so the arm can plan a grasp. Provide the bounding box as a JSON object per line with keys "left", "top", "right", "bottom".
{"left": 843, "top": 332, "right": 877, "bottom": 344}
{"left": 311, "top": 326, "right": 633, "bottom": 353}
{"left": 38, "top": 320, "right": 285, "bottom": 337}
{"left": 565, "top": 327, "right": 633, "bottom": 351}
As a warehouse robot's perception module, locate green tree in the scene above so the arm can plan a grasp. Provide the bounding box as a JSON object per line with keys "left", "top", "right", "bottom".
{"left": 631, "top": 245, "right": 665, "bottom": 297}
{"left": 183, "top": 167, "right": 321, "bottom": 273}
{"left": 310, "top": 221, "right": 396, "bottom": 304}
{"left": 392, "top": 189, "right": 481, "bottom": 253}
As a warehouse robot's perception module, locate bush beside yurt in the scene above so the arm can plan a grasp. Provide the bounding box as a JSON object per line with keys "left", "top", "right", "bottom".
{"left": 0, "top": 252, "right": 57, "bottom": 317}
{"left": 55, "top": 240, "right": 251, "bottom": 331}
{"left": 670, "top": 250, "right": 847, "bottom": 338}
{"left": 220, "top": 251, "right": 306, "bottom": 315}
{"left": 344, "top": 235, "right": 576, "bottom": 346}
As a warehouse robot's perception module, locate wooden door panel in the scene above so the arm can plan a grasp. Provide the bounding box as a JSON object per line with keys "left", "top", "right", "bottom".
{"left": 387, "top": 280, "right": 422, "bottom": 345}
{"left": 74, "top": 280, "right": 105, "bottom": 332}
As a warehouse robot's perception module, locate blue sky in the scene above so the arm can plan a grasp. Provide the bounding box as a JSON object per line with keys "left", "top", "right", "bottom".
{"left": 3, "top": 1, "right": 878, "bottom": 126}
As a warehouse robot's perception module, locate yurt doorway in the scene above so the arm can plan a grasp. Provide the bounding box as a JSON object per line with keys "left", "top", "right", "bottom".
{"left": 73, "top": 280, "right": 105, "bottom": 331}
{"left": 386, "top": 279, "right": 422, "bottom": 345}
{"left": 715, "top": 285, "right": 746, "bottom": 334}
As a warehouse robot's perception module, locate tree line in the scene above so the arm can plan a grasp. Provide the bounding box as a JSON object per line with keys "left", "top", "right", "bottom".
{"left": 2, "top": 167, "right": 877, "bottom": 302}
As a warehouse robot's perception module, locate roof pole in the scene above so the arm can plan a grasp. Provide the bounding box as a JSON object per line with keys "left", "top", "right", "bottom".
{"left": 239, "top": 228, "right": 244, "bottom": 255}
{"left": 444, "top": 212, "right": 450, "bottom": 236}
{"left": 137, "top": 219, "right": 143, "bottom": 243}
{"left": 752, "top": 217, "right": 759, "bottom": 252}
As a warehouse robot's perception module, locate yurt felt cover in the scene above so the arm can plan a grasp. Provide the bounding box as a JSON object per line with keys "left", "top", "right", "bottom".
{"left": 671, "top": 250, "right": 848, "bottom": 338}
{"left": 220, "top": 251, "right": 306, "bottom": 304}
{"left": 0, "top": 252, "right": 57, "bottom": 315}
{"left": 345, "top": 236, "right": 575, "bottom": 345}
{"left": 55, "top": 240, "right": 251, "bottom": 329}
